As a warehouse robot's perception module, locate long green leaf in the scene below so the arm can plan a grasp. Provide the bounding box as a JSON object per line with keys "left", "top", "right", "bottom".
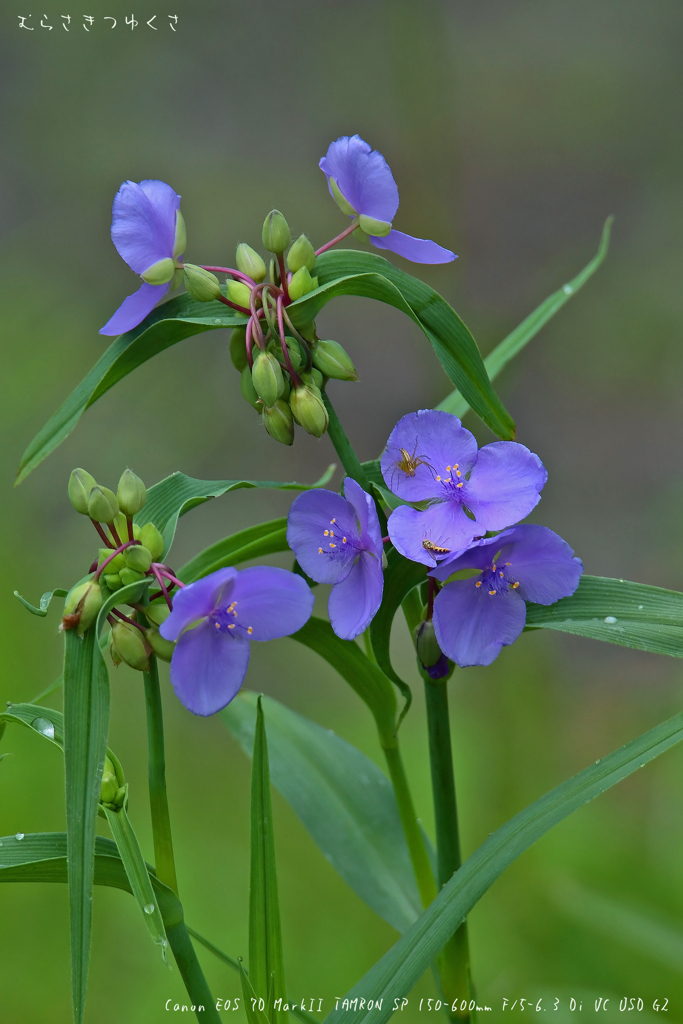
{"left": 222, "top": 691, "right": 421, "bottom": 933}
{"left": 249, "top": 697, "right": 287, "bottom": 1024}
{"left": 437, "top": 218, "right": 613, "bottom": 417}
{"left": 14, "top": 587, "right": 68, "bottom": 617}
{"left": 292, "top": 252, "right": 515, "bottom": 440}
{"left": 179, "top": 519, "right": 289, "bottom": 584}
{"left": 136, "top": 466, "right": 335, "bottom": 558}
{"left": 526, "top": 575, "right": 683, "bottom": 657}
{"left": 16, "top": 294, "right": 245, "bottom": 484}
{"left": 290, "top": 617, "right": 397, "bottom": 744}
{"left": 323, "top": 709, "right": 683, "bottom": 1024}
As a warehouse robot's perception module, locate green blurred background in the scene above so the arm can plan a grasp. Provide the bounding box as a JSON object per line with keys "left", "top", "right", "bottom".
{"left": 2, "top": 0, "right": 683, "bottom": 1019}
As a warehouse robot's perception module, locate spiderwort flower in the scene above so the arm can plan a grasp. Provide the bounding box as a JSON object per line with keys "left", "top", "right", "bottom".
{"left": 100, "top": 179, "right": 185, "bottom": 336}
{"left": 159, "top": 565, "right": 314, "bottom": 716}
{"left": 287, "top": 478, "right": 384, "bottom": 641}
{"left": 430, "top": 525, "right": 583, "bottom": 667}
{"left": 382, "top": 410, "right": 547, "bottom": 566}
{"left": 319, "top": 135, "right": 456, "bottom": 264}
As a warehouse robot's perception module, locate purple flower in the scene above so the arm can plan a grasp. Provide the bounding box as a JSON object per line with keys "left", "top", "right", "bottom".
{"left": 159, "top": 565, "right": 314, "bottom": 716}
{"left": 100, "top": 179, "right": 185, "bottom": 337}
{"left": 382, "top": 410, "right": 547, "bottom": 566}
{"left": 287, "top": 477, "right": 384, "bottom": 640}
{"left": 319, "top": 135, "right": 456, "bottom": 265}
{"left": 430, "top": 525, "right": 583, "bottom": 667}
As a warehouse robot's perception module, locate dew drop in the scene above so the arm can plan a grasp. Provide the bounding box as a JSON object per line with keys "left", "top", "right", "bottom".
{"left": 638, "top": 605, "right": 644, "bottom": 610}
{"left": 15, "top": 833, "right": 24, "bottom": 841}
{"left": 31, "top": 717, "right": 55, "bottom": 740}
{"left": 562, "top": 284, "right": 573, "bottom": 295}
{"left": 0, "top": 840, "right": 4, "bottom": 846}
{"left": 603, "top": 616, "right": 618, "bottom": 624}
{"left": 144, "top": 903, "right": 155, "bottom": 914}
{"left": 213, "top": 318, "right": 222, "bottom": 325}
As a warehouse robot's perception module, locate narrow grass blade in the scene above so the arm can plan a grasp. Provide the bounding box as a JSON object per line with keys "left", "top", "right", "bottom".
{"left": 179, "top": 519, "right": 289, "bottom": 584}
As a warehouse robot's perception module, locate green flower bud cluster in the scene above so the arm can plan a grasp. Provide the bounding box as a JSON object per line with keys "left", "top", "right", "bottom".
{"left": 100, "top": 755, "right": 126, "bottom": 811}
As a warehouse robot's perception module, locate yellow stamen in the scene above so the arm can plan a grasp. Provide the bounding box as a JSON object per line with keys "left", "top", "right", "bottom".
{"left": 343, "top": 537, "right": 347, "bottom": 543}
{"left": 318, "top": 547, "right": 323, "bottom": 554}
{"left": 456, "top": 482, "right": 463, "bottom": 488}
{"left": 436, "top": 475, "right": 441, "bottom": 481}
{"left": 499, "top": 571, "right": 504, "bottom": 577}
{"left": 456, "top": 470, "right": 461, "bottom": 477}
{"left": 512, "top": 582, "right": 519, "bottom": 588}
{"left": 446, "top": 465, "right": 451, "bottom": 471}
{"left": 228, "top": 623, "right": 235, "bottom": 629}
{"left": 489, "top": 590, "right": 496, "bottom": 596}
{"left": 475, "top": 581, "right": 482, "bottom": 588}
{"left": 247, "top": 626, "right": 253, "bottom": 634}
{"left": 331, "top": 518, "right": 336, "bottom": 524}
{"left": 330, "top": 543, "right": 336, "bottom": 548}
{"left": 324, "top": 530, "right": 329, "bottom": 536}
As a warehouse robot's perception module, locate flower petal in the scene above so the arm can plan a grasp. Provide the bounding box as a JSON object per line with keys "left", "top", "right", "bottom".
{"left": 328, "top": 550, "right": 384, "bottom": 640}
{"left": 287, "top": 489, "right": 360, "bottom": 583}
{"left": 343, "top": 477, "right": 383, "bottom": 558}
{"left": 99, "top": 281, "right": 169, "bottom": 336}
{"left": 110, "top": 179, "right": 180, "bottom": 274}
{"left": 170, "top": 619, "right": 250, "bottom": 716}
{"left": 388, "top": 502, "right": 479, "bottom": 567}
{"left": 433, "top": 581, "right": 526, "bottom": 667}
{"left": 496, "top": 525, "right": 583, "bottom": 605}
{"left": 371, "top": 229, "right": 456, "bottom": 264}
{"left": 381, "top": 409, "right": 478, "bottom": 502}
{"left": 319, "top": 135, "right": 399, "bottom": 222}
{"left": 160, "top": 567, "right": 238, "bottom": 641}
{"left": 229, "top": 566, "right": 314, "bottom": 641}
{"left": 463, "top": 441, "right": 547, "bottom": 531}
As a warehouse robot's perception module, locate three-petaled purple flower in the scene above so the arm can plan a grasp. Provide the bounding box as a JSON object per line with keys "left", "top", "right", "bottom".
{"left": 287, "top": 477, "right": 384, "bottom": 641}
{"left": 159, "top": 565, "right": 314, "bottom": 716}
{"left": 100, "top": 179, "right": 185, "bottom": 337}
{"left": 429, "top": 525, "right": 583, "bottom": 667}
{"left": 382, "top": 410, "right": 547, "bottom": 566}
{"left": 320, "top": 135, "right": 456, "bottom": 265}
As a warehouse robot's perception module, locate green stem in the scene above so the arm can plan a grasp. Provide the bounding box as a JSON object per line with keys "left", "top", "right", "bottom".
{"left": 143, "top": 654, "right": 179, "bottom": 894}
{"left": 165, "top": 919, "right": 223, "bottom": 1023}
{"left": 322, "top": 391, "right": 371, "bottom": 491}
{"left": 382, "top": 742, "right": 437, "bottom": 909}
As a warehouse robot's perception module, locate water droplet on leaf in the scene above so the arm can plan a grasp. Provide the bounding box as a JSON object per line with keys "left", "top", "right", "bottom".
{"left": 603, "top": 616, "right": 617, "bottom": 624}
{"left": 638, "top": 605, "right": 643, "bottom": 610}
{"left": 15, "top": 833, "right": 24, "bottom": 841}
{"left": 144, "top": 903, "right": 155, "bottom": 914}
{"left": 563, "top": 284, "right": 573, "bottom": 295}
{"left": 31, "top": 717, "right": 55, "bottom": 740}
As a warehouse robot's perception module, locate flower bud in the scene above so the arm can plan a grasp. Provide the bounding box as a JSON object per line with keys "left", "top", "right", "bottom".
{"left": 124, "top": 544, "right": 153, "bottom": 573}
{"left": 183, "top": 264, "right": 221, "bottom": 302}
{"left": 173, "top": 209, "right": 186, "bottom": 259}
{"left": 112, "top": 511, "right": 136, "bottom": 542}
{"left": 262, "top": 210, "right": 291, "bottom": 254}
{"left": 88, "top": 486, "right": 119, "bottom": 524}
{"left": 287, "top": 234, "right": 316, "bottom": 274}
{"left": 138, "top": 523, "right": 164, "bottom": 562}
{"left": 240, "top": 366, "right": 261, "bottom": 411}
{"left": 110, "top": 621, "right": 150, "bottom": 672}
{"left": 329, "top": 177, "right": 356, "bottom": 216}
{"left": 117, "top": 469, "right": 147, "bottom": 516}
{"left": 144, "top": 602, "right": 170, "bottom": 628}
{"left": 288, "top": 266, "right": 314, "bottom": 302}
{"left": 141, "top": 257, "right": 176, "bottom": 285}
{"left": 312, "top": 339, "right": 359, "bottom": 382}
{"left": 68, "top": 468, "right": 97, "bottom": 515}
{"left": 290, "top": 385, "right": 329, "bottom": 438}
{"left": 229, "top": 327, "right": 248, "bottom": 371}
{"left": 108, "top": 629, "right": 123, "bottom": 665}
{"left": 145, "top": 627, "right": 175, "bottom": 663}
{"left": 358, "top": 214, "right": 392, "bottom": 238}
{"left": 100, "top": 756, "right": 125, "bottom": 809}
{"left": 98, "top": 547, "right": 125, "bottom": 573}
{"left": 62, "top": 580, "right": 103, "bottom": 636}
{"left": 119, "top": 567, "right": 146, "bottom": 588}
{"left": 236, "top": 243, "right": 267, "bottom": 283}
{"left": 415, "top": 619, "right": 442, "bottom": 668}
{"left": 252, "top": 351, "right": 284, "bottom": 407}
{"left": 301, "top": 369, "right": 323, "bottom": 391}
{"left": 227, "top": 280, "right": 254, "bottom": 309}
{"left": 284, "top": 338, "right": 303, "bottom": 371}
{"left": 103, "top": 573, "right": 123, "bottom": 591}
{"left": 262, "top": 399, "right": 294, "bottom": 446}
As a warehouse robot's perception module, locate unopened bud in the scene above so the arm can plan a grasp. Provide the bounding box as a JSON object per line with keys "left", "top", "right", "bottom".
{"left": 287, "top": 234, "right": 316, "bottom": 274}
{"left": 184, "top": 264, "right": 221, "bottom": 302}
{"left": 103, "top": 573, "right": 123, "bottom": 591}
{"left": 145, "top": 627, "right": 175, "bottom": 662}
{"left": 262, "top": 399, "right": 294, "bottom": 446}
{"left": 312, "top": 339, "right": 359, "bottom": 381}
{"left": 108, "top": 629, "right": 123, "bottom": 665}
{"left": 236, "top": 243, "right": 267, "bottom": 283}
{"left": 329, "top": 177, "right": 356, "bottom": 216}
{"left": 98, "top": 547, "right": 125, "bottom": 573}
{"left": 173, "top": 209, "right": 186, "bottom": 259}
{"left": 284, "top": 338, "right": 303, "bottom": 371}
{"left": 62, "top": 580, "right": 103, "bottom": 636}
{"left": 227, "top": 280, "right": 255, "bottom": 309}
{"left": 358, "top": 215, "right": 392, "bottom": 238}
{"left": 229, "top": 327, "right": 248, "bottom": 371}
{"left": 117, "top": 469, "right": 146, "bottom": 516}
{"left": 88, "top": 486, "right": 119, "bottom": 524}
{"left": 240, "top": 366, "right": 261, "bottom": 411}
{"left": 119, "top": 567, "right": 146, "bottom": 588}
{"left": 68, "top": 468, "right": 97, "bottom": 515}
{"left": 124, "top": 544, "right": 153, "bottom": 573}
{"left": 141, "top": 257, "right": 176, "bottom": 285}
{"left": 301, "top": 369, "right": 323, "bottom": 391}
{"left": 138, "top": 523, "right": 164, "bottom": 562}
{"left": 415, "top": 619, "right": 442, "bottom": 668}
{"left": 112, "top": 512, "right": 136, "bottom": 542}
{"left": 262, "top": 210, "right": 291, "bottom": 254}
{"left": 252, "top": 351, "right": 284, "bottom": 407}
{"left": 100, "top": 755, "right": 125, "bottom": 808}
{"left": 288, "top": 266, "right": 314, "bottom": 302}
{"left": 110, "top": 621, "right": 150, "bottom": 672}
{"left": 290, "top": 385, "right": 329, "bottom": 438}
{"left": 145, "top": 602, "right": 170, "bottom": 628}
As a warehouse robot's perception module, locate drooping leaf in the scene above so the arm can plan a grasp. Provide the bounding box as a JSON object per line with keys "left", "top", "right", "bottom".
{"left": 179, "top": 519, "right": 289, "bottom": 584}
{"left": 290, "top": 617, "right": 397, "bottom": 745}
{"left": 437, "top": 218, "right": 613, "bottom": 418}
{"left": 14, "top": 588, "right": 68, "bottom": 617}
{"left": 525, "top": 575, "right": 683, "bottom": 658}
{"left": 323, "top": 708, "right": 683, "bottom": 1024}
{"left": 290, "top": 252, "right": 515, "bottom": 440}
{"left": 135, "top": 466, "right": 335, "bottom": 558}
{"left": 248, "top": 697, "right": 287, "bottom": 1024}
{"left": 221, "top": 691, "right": 421, "bottom": 933}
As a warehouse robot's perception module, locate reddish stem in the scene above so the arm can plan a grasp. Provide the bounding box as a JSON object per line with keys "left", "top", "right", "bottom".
{"left": 94, "top": 540, "right": 140, "bottom": 580}
{"left": 90, "top": 519, "right": 114, "bottom": 548}
{"left": 150, "top": 565, "right": 174, "bottom": 610}
{"left": 426, "top": 576, "right": 437, "bottom": 621}
{"left": 381, "top": 535, "right": 390, "bottom": 544}
{"left": 315, "top": 220, "right": 359, "bottom": 256}
{"left": 109, "top": 521, "right": 123, "bottom": 547}
{"left": 249, "top": 288, "right": 266, "bottom": 349}
{"left": 276, "top": 295, "right": 302, "bottom": 387}
{"left": 157, "top": 568, "right": 186, "bottom": 590}
{"left": 199, "top": 266, "right": 256, "bottom": 287}
{"left": 217, "top": 294, "right": 251, "bottom": 316}
{"left": 127, "top": 516, "right": 135, "bottom": 542}
{"left": 245, "top": 318, "right": 254, "bottom": 369}
{"left": 111, "top": 607, "right": 147, "bottom": 634}
{"left": 276, "top": 253, "right": 290, "bottom": 303}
